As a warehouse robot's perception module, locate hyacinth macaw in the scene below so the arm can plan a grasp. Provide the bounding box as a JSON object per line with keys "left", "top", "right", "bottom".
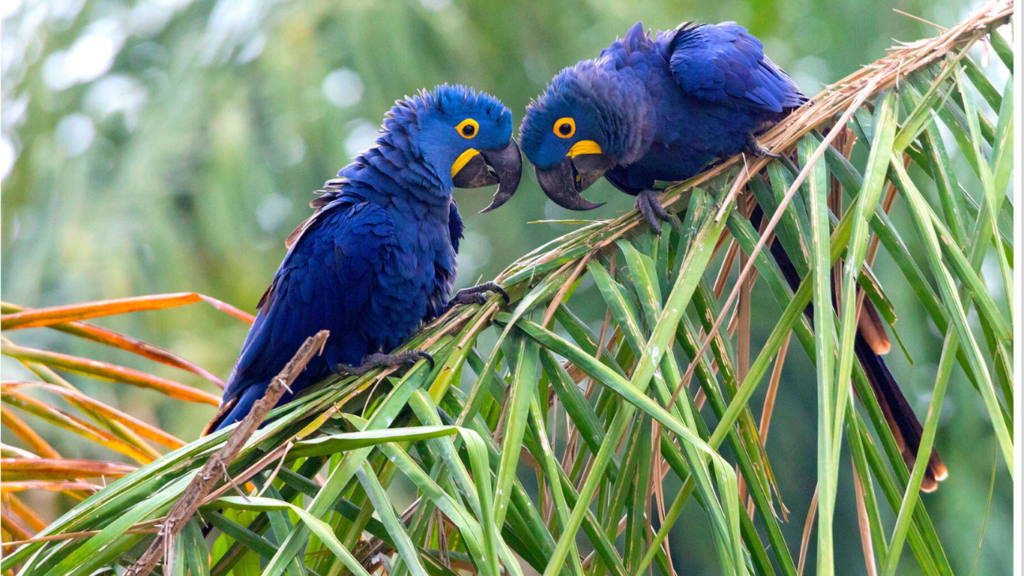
{"left": 206, "top": 85, "right": 521, "bottom": 433}
{"left": 516, "top": 22, "right": 946, "bottom": 489}
{"left": 518, "top": 21, "right": 806, "bottom": 233}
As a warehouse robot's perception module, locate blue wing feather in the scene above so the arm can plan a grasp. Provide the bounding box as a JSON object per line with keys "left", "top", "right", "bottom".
{"left": 668, "top": 22, "right": 806, "bottom": 112}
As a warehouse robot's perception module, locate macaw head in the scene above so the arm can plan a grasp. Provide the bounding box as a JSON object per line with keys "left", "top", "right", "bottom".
{"left": 518, "top": 60, "right": 649, "bottom": 210}
{"left": 390, "top": 85, "right": 521, "bottom": 212}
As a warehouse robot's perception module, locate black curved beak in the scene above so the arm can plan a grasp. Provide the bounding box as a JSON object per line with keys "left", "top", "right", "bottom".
{"left": 451, "top": 140, "right": 523, "bottom": 214}
{"left": 535, "top": 153, "right": 615, "bottom": 211}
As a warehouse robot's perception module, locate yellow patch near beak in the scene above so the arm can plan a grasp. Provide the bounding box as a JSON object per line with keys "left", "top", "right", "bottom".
{"left": 567, "top": 140, "right": 602, "bottom": 158}
{"left": 452, "top": 148, "right": 480, "bottom": 178}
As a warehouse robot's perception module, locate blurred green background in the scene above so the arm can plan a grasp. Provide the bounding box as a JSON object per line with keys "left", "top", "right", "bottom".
{"left": 0, "top": 0, "right": 1012, "bottom": 573}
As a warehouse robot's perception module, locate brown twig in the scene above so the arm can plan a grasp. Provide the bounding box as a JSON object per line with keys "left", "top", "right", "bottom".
{"left": 123, "top": 330, "right": 329, "bottom": 576}
{"left": 893, "top": 8, "right": 948, "bottom": 31}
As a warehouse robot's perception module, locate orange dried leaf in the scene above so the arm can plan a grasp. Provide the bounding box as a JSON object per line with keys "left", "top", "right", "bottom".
{"left": 4, "top": 365, "right": 164, "bottom": 460}
{"left": 0, "top": 507, "right": 34, "bottom": 541}
{"left": 1, "top": 302, "right": 224, "bottom": 389}
{"left": 0, "top": 481, "right": 101, "bottom": 494}
{"left": 4, "top": 495, "right": 47, "bottom": 533}
{"left": 5, "top": 383, "right": 184, "bottom": 450}
{"left": 1, "top": 343, "right": 220, "bottom": 405}
{"left": 0, "top": 459, "right": 136, "bottom": 481}
{"left": 0, "top": 293, "right": 254, "bottom": 331}
{"left": 0, "top": 410, "right": 61, "bottom": 460}
{"left": 1, "top": 387, "right": 157, "bottom": 464}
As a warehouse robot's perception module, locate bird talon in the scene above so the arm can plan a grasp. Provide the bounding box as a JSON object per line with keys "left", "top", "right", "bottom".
{"left": 415, "top": 351, "right": 436, "bottom": 371}
{"left": 446, "top": 281, "right": 510, "bottom": 310}
{"left": 492, "top": 285, "right": 511, "bottom": 304}
{"left": 334, "top": 349, "right": 434, "bottom": 376}
{"left": 745, "top": 136, "right": 780, "bottom": 159}
{"left": 636, "top": 189, "right": 669, "bottom": 235}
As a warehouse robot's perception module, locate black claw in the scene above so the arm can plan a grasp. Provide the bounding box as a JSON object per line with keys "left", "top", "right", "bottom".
{"left": 446, "top": 281, "right": 510, "bottom": 311}
{"left": 636, "top": 189, "right": 668, "bottom": 235}
{"left": 645, "top": 215, "right": 663, "bottom": 235}
{"left": 493, "top": 286, "right": 510, "bottom": 304}
{"left": 412, "top": 350, "right": 435, "bottom": 371}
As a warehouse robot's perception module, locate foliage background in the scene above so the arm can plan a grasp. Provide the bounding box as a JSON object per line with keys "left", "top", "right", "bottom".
{"left": 0, "top": 0, "right": 1012, "bottom": 573}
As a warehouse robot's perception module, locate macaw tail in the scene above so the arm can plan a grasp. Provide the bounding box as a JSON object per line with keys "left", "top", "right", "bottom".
{"left": 750, "top": 204, "right": 947, "bottom": 491}
{"left": 854, "top": 333, "right": 948, "bottom": 491}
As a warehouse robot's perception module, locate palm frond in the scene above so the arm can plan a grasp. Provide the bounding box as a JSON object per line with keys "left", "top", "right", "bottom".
{"left": 0, "top": 3, "right": 1014, "bottom": 575}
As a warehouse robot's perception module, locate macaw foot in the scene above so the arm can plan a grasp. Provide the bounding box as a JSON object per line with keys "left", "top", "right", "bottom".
{"left": 744, "top": 135, "right": 780, "bottom": 159}
{"left": 335, "top": 350, "right": 434, "bottom": 376}
{"left": 635, "top": 189, "right": 671, "bottom": 235}
{"left": 444, "top": 281, "right": 510, "bottom": 311}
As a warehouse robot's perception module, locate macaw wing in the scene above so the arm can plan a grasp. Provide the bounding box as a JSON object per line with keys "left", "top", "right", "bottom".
{"left": 668, "top": 22, "right": 806, "bottom": 113}
{"left": 221, "top": 198, "right": 394, "bottom": 407}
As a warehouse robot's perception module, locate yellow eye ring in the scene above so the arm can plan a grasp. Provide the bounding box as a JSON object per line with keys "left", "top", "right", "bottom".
{"left": 456, "top": 118, "right": 479, "bottom": 139}
{"left": 553, "top": 117, "right": 575, "bottom": 139}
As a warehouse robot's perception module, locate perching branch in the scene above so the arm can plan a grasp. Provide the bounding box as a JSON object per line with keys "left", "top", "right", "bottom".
{"left": 124, "top": 330, "right": 330, "bottom": 576}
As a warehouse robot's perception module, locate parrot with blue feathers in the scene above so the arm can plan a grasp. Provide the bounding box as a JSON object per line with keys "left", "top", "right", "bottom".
{"left": 518, "top": 21, "right": 806, "bottom": 233}
{"left": 205, "top": 85, "right": 521, "bottom": 433}
{"left": 516, "top": 21, "right": 946, "bottom": 490}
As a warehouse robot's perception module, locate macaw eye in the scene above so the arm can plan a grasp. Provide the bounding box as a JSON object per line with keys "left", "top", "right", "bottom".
{"left": 456, "top": 118, "right": 479, "bottom": 139}
{"left": 553, "top": 117, "right": 575, "bottom": 139}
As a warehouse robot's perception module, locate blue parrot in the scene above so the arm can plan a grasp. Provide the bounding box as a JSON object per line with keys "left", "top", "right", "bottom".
{"left": 206, "top": 85, "right": 521, "bottom": 433}
{"left": 515, "top": 21, "right": 946, "bottom": 490}
{"left": 518, "top": 21, "right": 806, "bottom": 233}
